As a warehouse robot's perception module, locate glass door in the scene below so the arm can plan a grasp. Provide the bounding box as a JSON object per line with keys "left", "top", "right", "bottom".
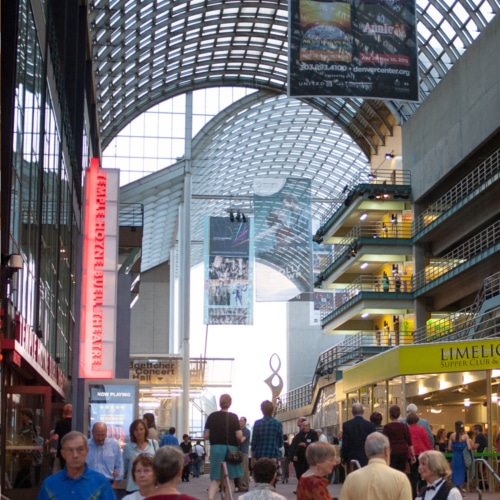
{"left": 3, "top": 386, "right": 52, "bottom": 499}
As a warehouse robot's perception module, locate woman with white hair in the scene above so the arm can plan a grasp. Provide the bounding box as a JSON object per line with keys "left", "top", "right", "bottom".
{"left": 146, "top": 446, "right": 198, "bottom": 500}
{"left": 417, "top": 450, "right": 462, "bottom": 499}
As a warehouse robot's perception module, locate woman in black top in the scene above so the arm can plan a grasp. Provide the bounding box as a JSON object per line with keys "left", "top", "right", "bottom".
{"left": 204, "top": 393, "right": 242, "bottom": 500}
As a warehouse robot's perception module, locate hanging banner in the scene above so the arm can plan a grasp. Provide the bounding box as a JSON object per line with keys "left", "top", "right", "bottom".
{"left": 254, "top": 178, "right": 313, "bottom": 302}
{"left": 204, "top": 217, "right": 253, "bottom": 325}
{"left": 288, "top": 0, "right": 419, "bottom": 101}
{"left": 311, "top": 241, "right": 335, "bottom": 324}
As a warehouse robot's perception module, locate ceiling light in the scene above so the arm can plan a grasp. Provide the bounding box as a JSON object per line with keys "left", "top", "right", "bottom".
{"left": 361, "top": 313, "right": 369, "bottom": 318}
{"left": 360, "top": 213, "right": 368, "bottom": 221}
{"left": 360, "top": 262, "right": 368, "bottom": 269}
{"left": 430, "top": 408, "right": 442, "bottom": 414}
{"left": 464, "top": 398, "right": 471, "bottom": 407}
{"left": 385, "top": 152, "right": 394, "bottom": 159}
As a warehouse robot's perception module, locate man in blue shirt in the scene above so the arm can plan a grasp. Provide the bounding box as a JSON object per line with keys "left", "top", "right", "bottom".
{"left": 251, "top": 400, "right": 283, "bottom": 462}
{"left": 37, "top": 431, "right": 115, "bottom": 500}
{"left": 237, "top": 416, "right": 251, "bottom": 492}
{"left": 86, "top": 422, "right": 123, "bottom": 484}
{"left": 160, "top": 426, "right": 179, "bottom": 447}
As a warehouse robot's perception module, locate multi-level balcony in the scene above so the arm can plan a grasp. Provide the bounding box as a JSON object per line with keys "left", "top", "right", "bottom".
{"left": 411, "top": 147, "right": 500, "bottom": 314}
{"left": 314, "top": 169, "right": 413, "bottom": 334}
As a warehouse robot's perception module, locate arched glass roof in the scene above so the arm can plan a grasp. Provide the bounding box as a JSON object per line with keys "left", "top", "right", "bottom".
{"left": 90, "top": 0, "right": 498, "bottom": 151}
{"left": 90, "top": 0, "right": 498, "bottom": 270}
{"left": 120, "top": 93, "right": 368, "bottom": 270}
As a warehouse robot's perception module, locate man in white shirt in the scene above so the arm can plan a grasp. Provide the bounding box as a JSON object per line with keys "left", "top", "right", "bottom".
{"left": 316, "top": 429, "right": 328, "bottom": 443}
{"left": 86, "top": 422, "right": 123, "bottom": 484}
{"left": 240, "top": 458, "right": 286, "bottom": 500}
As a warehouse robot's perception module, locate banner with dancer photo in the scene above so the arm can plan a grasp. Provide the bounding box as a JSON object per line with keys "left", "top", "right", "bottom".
{"left": 288, "top": 0, "right": 418, "bottom": 101}
{"left": 254, "top": 178, "right": 313, "bottom": 302}
{"left": 204, "top": 216, "right": 253, "bottom": 325}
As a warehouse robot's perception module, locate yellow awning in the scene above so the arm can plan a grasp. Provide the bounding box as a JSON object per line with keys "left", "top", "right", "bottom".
{"left": 342, "top": 338, "right": 500, "bottom": 393}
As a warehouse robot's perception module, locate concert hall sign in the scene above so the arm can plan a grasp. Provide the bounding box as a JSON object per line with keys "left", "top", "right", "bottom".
{"left": 288, "top": 0, "right": 419, "bottom": 101}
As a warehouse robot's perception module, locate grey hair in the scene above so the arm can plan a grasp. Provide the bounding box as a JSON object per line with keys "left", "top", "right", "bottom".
{"left": 305, "top": 441, "right": 336, "bottom": 466}
{"left": 365, "top": 432, "right": 389, "bottom": 457}
{"left": 153, "top": 446, "right": 184, "bottom": 484}
{"left": 61, "top": 431, "right": 88, "bottom": 449}
{"left": 406, "top": 403, "right": 418, "bottom": 413}
{"left": 351, "top": 402, "right": 364, "bottom": 416}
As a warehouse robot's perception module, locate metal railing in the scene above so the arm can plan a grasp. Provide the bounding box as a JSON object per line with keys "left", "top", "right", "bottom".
{"left": 277, "top": 330, "right": 405, "bottom": 413}
{"left": 278, "top": 273, "right": 500, "bottom": 415}
{"left": 413, "top": 272, "right": 500, "bottom": 343}
{"left": 320, "top": 169, "right": 411, "bottom": 228}
{"left": 320, "top": 275, "right": 413, "bottom": 322}
{"left": 412, "top": 220, "right": 500, "bottom": 291}
{"left": 220, "top": 461, "right": 234, "bottom": 500}
{"left": 413, "top": 147, "right": 500, "bottom": 235}
{"left": 320, "top": 220, "right": 412, "bottom": 273}
{"left": 313, "top": 330, "right": 407, "bottom": 381}
{"left": 276, "top": 383, "right": 313, "bottom": 414}
{"left": 472, "top": 458, "right": 500, "bottom": 495}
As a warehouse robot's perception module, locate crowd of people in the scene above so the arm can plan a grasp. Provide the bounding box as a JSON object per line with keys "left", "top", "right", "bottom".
{"left": 13, "top": 397, "right": 500, "bottom": 500}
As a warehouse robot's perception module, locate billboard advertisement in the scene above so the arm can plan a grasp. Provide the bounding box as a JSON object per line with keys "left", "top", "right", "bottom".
{"left": 85, "top": 380, "right": 139, "bottom": 444}
{"left": 204, "top": 217, "right": 253, "bottom": 325}
{"left": 289, "top": 0, "right": 419, "bottom": 101}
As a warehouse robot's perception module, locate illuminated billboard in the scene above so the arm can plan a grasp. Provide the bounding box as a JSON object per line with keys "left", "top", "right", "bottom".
{"left": 80, "top": 158, "right": 119, "bottom": 379}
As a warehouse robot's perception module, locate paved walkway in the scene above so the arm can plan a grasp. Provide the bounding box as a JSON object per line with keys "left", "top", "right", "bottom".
{"left": 177, "top": 473, "right": 341, "bottom": 499}
{"left": 177, "top": 472, "right": 499, "bottom": 500}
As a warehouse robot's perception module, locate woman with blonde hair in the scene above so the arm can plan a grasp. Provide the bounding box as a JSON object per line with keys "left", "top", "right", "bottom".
{"left": 418, "top": 450, "right": 462, "bottom": 499}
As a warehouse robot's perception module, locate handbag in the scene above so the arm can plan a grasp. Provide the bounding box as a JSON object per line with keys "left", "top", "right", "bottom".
{"left": 225, "top": 447, "right": 243, "bottom": 464}
{"left": 224, "top": 411, "right": 243, "bottom": 464}
{"left": 463, "top": 446, "right": 473, "bottom": 469}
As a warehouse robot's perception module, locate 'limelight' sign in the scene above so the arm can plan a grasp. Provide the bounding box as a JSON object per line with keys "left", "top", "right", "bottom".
{"left": 80, "top": 158, "right": 119, "bottom": 378}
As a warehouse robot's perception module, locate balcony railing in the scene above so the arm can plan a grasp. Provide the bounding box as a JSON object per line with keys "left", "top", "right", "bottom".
{"left": 320, "top": 220, "right": 413, "bottom": 274}
{"left": 276, "top": 329, "right": 408, "bottom": 414}
{"left": 320, "top": 275, "right": 413, "bottom": 322}
{"left": 278, "top": 273, "right": 500, "bottom": 416}
{"left": 412, "top": 219, "right": 500, "bottom": 291}
{"left": 320, "top": 169, "right": 411, "bottom": 229}
{"left": 413, "top": 147, "right": 500, "bottom": 236}
{"left": 413, "top": 272, "right": 500, "bottom": 343}
{"left": 276, "top": 383, "right": 313, "bottom": 414}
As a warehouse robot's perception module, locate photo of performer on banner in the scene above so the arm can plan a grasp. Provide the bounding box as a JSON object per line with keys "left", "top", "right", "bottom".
{"left": 254, "top": 178, "right": 313, "bottom": 302}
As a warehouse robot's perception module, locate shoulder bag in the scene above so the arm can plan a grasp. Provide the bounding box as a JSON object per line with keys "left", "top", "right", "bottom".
{"left": 224, "top": 412, "right": 243, "bottom": 464}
